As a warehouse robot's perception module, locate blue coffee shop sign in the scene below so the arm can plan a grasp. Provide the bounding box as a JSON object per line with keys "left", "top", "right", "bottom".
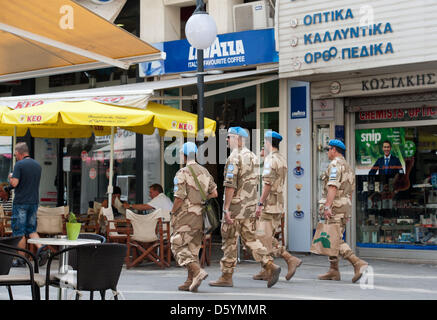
{"left": 139, "top": 28, "right": 278, "bottom": 76}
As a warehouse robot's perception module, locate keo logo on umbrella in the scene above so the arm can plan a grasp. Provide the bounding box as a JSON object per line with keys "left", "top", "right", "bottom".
{"left": 25, "top": 115, "right": 42, "bottom": 123}
{"left": 173, "top": 121, "right": 194, "bottom": 131}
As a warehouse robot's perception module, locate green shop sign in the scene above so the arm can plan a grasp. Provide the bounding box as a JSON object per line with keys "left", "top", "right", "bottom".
{"left": 355, "top": 127, "right": 412, "bottom": 175}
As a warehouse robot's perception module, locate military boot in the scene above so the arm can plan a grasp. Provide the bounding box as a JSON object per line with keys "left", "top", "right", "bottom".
{"left": 208, "top": 272, "right": 233, "bottom": 287}
{"left": 178, "top": 267, "right": 193, "bottom": 291}
{"left": 346, "top": 254, "right": 368, "bottom": 283}
{"left": 264, "top": 261, "right": 281, "bottom": 288}
{"left": 252, "top": 268, "right": 268, "bottom": 281}
{"left": 187, "top": 262, "right": 208, "bottom": 292}
{"left": 282, "top": 251, "right": 302, "bottom": 281}
{"left": 318, "top": 258, "right": 341, "bottom": 281}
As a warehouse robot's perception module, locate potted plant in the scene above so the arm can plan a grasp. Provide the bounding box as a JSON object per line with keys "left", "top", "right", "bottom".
{"left": 66, "top": 212, "right": 81, "bottom": 240}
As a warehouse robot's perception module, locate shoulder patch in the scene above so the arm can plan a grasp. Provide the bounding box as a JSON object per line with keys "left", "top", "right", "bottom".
{"left": 329, "top": 167, "right": 337, "bottom": 180}
{"left": 227, "top": 164, "right": 234, "bottom": 172}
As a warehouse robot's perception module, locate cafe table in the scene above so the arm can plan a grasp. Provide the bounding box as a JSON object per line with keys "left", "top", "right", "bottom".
{"left": 28, "top": 236, "right": 100, "bottom": 300}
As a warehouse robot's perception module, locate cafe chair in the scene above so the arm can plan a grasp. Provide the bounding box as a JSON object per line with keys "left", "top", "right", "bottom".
{"left": 93, "top": 201, "right": 102, "bottom": 216}
{"left": 32, "top": 206, "right": 69, "bottom": 256}
{"left": 200, "top": 233, "right": 212, "bottom": 267}
{"left": 275, "top": 213, "right": 286, "bottom": 247}
{"left": 45, "top": 243, "right": 126, "bottom": 300}
{"left": 78, "top": 201, "right": 102, "bottom": 234}
{"left": 100, "top": 207, "right": 132, "bottom": 245}
{"left": 126, "top": 209, "right": 171, "bottom": 269}
{"left": 77, "top": 233, "right": 106, "bottom": 243}
{"left": 0, "top": 214, "right": 12, "bottom": 238}
{"left": 67, "top": 234, "right": 106, "bottom": 270}
{"left": 77, "top": 213, "right": 100, "bottom": 234}
{"left": 0, "top": 206, "right": 12, "bottom": 237}
{"left": 36, "top": 206, "right": 69, "bottom": 237}
{"left": 0, "top": 237, "right": 46, "bottom": 300}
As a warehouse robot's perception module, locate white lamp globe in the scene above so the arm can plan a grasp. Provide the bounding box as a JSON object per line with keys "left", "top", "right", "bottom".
{"left": 185, "top": 13, "right": 217, "bottom": 50}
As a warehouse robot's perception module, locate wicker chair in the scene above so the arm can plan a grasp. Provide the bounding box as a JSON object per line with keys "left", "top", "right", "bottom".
{"left": 0, "top": 237, "right": 46, "bottom": 300}
{"left": 45, "top": 243, "right": 126, "bottom": 300}
{"left": 67, "top": 234, "right": 106, "bottom": 270}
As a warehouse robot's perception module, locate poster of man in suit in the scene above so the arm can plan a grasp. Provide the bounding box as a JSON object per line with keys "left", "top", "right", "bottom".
{"left": 355, "top": 128, "right": 406, "bottom": 176}
{"left": 368, "top": 140, "right": 404, "bottom": 175}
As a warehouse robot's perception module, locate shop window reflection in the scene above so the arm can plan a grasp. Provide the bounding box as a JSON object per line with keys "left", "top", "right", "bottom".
{"left": 65, "top": 129, "right": 137, "bottom": 214}
{"left": 356, "top": 126, "right": 437, "bottom": 248}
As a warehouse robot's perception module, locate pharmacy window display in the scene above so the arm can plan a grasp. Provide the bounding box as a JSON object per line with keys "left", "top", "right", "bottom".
{"left": 355, "top": 126, "right": 437, "bottom": 248}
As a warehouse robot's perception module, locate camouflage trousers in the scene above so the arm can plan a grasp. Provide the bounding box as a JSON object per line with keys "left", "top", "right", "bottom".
{"left": 325, "top": 212, "right": 353, "bottom": 261}
{"left": 170, "top": 228, "right": 203, "bottom": 267}
{"left": 256, "top": 212, "right": 285, "bottom": 258}
{"left": 220, "top": 217, "right": 272, "bottom": 274}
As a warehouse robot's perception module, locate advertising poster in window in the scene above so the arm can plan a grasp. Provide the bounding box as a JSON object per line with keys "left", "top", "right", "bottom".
{"left": 355, "top": 127, "right": 407, "bottom": 175}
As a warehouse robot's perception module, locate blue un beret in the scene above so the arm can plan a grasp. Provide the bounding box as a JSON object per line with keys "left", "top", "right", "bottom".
{"left": 182, "top": 142, "right": 198, "bottom": 156}
{"left": 265, "top": 131, "right": 283, "bottom": 142}
{"left": 328, "top": 139, "right": 346, "bottom": 151}
{"left": 228, "top": 126, "right": 248, "bottom": 138}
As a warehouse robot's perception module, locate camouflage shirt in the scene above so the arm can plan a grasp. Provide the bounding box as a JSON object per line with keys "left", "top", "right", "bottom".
{"left": 320, "top": 156, "right": 355, "bottom": 209}
{"left": 172, "top": 160, "right": 217, "bottom": 232}
{"left": 262, "top": 150, "right": 287, "bottom": 214}
{"left": 223, "top": 147, "right": 259, "bottom": 219}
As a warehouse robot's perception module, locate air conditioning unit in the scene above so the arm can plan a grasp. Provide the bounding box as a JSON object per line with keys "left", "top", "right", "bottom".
{"left": 233, "top": 0, "right": 273, "bottom": 32}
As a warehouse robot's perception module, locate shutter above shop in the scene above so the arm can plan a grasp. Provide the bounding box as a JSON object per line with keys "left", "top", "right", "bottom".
{"left": 0, "top": 0, "right": 165, "bottom": 83}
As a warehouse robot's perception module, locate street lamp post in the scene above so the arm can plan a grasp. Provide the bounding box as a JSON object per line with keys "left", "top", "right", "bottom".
{"left": 185, "top": 0, "right": 217, "bottom": 143}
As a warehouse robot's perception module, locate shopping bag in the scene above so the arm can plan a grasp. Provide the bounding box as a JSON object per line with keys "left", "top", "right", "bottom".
{"left": 310, "top": 221, "right": 341, "bottom": 256}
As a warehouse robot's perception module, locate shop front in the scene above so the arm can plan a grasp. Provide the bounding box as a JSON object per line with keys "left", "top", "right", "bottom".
{"left": 311, "top": 72, "right": 437, "bottom": 261}
{"left": 278, "top": 0, "right": 437, "bottom": 260}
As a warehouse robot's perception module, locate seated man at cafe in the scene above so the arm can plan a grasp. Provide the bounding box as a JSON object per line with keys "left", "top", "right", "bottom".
{"left": 102, "top": 186, "right": 126, "bottom": 218}
{"left": 123, "top": 183, "right": 173, "bottom": 216}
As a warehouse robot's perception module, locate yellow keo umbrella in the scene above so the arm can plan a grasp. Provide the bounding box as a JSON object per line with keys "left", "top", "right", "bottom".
{"left": 0, "top": 105, "right": 28, "bottom": 167}
{"left": 0, "top": 106, "right": 27, "bottom": 136}
{"left": 2, "top": 101, "right": 155, "bottom": 203}
{"left": 127, "top": 101, "right": 217, "bottom": 137}
{"left": 1, "top": 100, "right": 216, "bottom": 204}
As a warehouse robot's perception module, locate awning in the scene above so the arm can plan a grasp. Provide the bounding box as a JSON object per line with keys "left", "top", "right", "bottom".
{"left": 0, "top": 0, "right": 165, "bottom": 83}
{"left": 0, "top": 67, "right": 278, "bottom": 109}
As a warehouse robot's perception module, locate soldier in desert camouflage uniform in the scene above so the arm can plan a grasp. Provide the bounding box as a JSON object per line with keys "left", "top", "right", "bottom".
{"left": 209, "top": 127, "right": 281, "bottom": 289}
{"left": 318, "top": 139, "right": 368, "bottom": 283}
{"left": 170, "top": 142, "right": 218, "bottom": 293}
{"left": 254, "top": 131, "right": 302, "bottom": 282}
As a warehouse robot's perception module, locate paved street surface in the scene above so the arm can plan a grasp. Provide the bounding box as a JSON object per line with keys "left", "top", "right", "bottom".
{"left": 2, "top": 243, "right": 437, "bottom": 300}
